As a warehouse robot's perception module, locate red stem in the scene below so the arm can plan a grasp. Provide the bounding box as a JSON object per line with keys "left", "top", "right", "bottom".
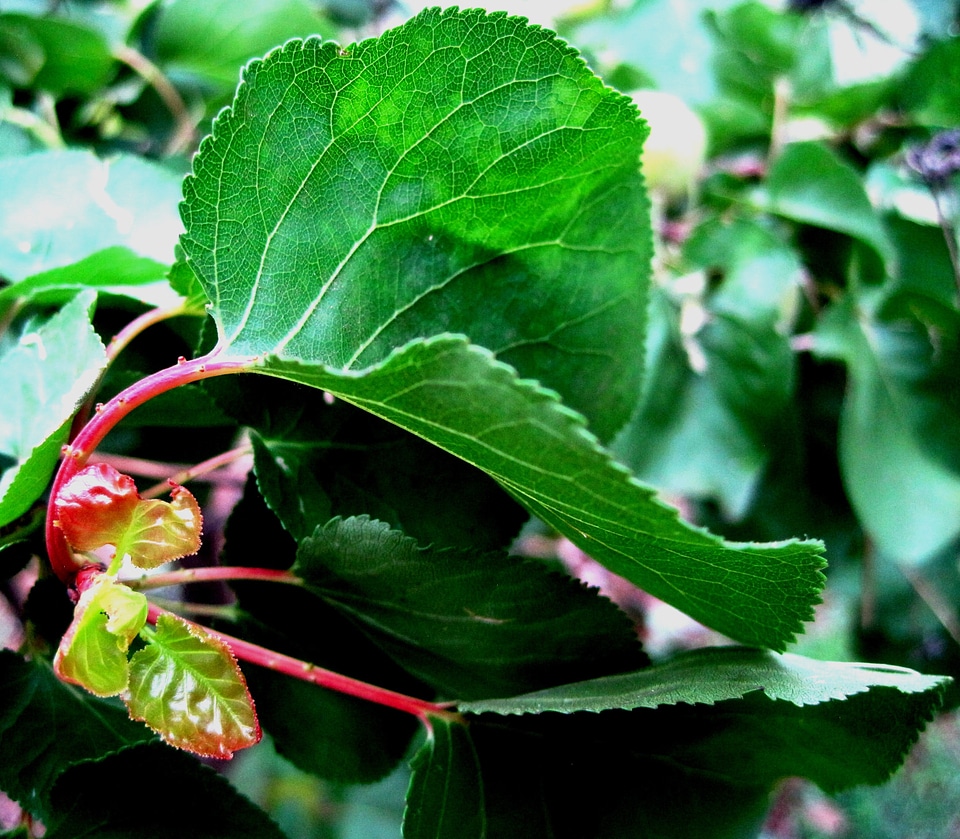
{"left": 146, "top": 603, "right": 459, "bottom": 723}
{"left": 46, "top": 353, "right": 257, "bottom": 584}
{"left": 126, "top": 566, "right": 301, "bottom": 590}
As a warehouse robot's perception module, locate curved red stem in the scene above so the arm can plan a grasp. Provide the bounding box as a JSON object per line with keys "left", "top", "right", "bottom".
{"left": 46, "top": 353, "right": 256, "bottom": 585}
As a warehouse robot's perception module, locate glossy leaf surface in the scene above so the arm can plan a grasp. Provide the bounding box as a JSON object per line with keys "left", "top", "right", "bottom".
{"left": 53, "top": 574, "right": 148, "bottom": 696}
{"left": 459, "top": 646, "right": 949, "bottom": 714}
{"left": 404, "top": 718, "right": 485, "bottom": 839}
{"left": 56, "top": 463, "right": 203, "bottom": 568}
{"left": 127, "top": 614, "right": 260, "bottom": 758}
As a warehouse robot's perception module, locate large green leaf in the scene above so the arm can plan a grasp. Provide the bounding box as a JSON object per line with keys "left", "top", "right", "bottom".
{"left": 458, "top": 646, "right": 949, "bottom": 714}
{"left": 181, "top": 7, "right": 651, "bottom": 442}
{"left": 0, "top": 291, "right": 107, "bottom": 528}
{"left": 294, "top": 516, "right": 646, "bottom": 700}
{"left": 404, "top": 719, "right": 485, "bottom": 839}
{"left": 259, "top": 337, "right": 825, "bottom": 651}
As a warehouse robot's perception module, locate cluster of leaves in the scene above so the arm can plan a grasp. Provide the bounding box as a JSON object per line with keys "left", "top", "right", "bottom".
{"left": 0, "top": 1, "right": 956, "bottom": 837}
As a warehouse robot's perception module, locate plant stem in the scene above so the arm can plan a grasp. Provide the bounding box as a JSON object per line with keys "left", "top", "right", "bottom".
{"left": 140, "top": 444, "right": 253, "bottom": 499}
{"left": 47, "top": 353, "right": 257, "bottom": 584}
{"left": 126, "top": 566, "right": 302, "bottom": 591}
{"left": 146, "top": 603, "right": 461, "bottom": 724}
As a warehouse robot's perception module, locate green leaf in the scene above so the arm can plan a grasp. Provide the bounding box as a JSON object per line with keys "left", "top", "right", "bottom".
{"left": 0, "top": 13, "right": 115, "bottom": 96}
{"left": 46, "top": 741, "right": 287, "bottom": 839}
{"left": 404, "top": 718, "right": 485, "bottom": 839}
{"left": 126, "top": 613, "right": 260, "bottom": 758}
{"left": 458, "top": 646, "right": 949, "bottom": 714}
{"left": 0, "top": 150, "right": 183, "bottom": 283}
{"left": 0, "top": 649, "right": 153, "bottom": 823}
{"left": 0, "top": 247, "right": 172, "bottom": 309}
{"left": 815, "top": 296, "right": 960, "bottom": 562}
{"left": 901, "top": 36, "right": 960, "bottom": 127}
{"left": 295, "top": 516, "right": 646, "bottom": 699}
{"left": 208, "top": 373, "right": 526, "bottom": 550}
{"left": 221, "top": 480, "right": 421, "bottom": 783}
{"left": 152, "top": 0, "right": 335, "bottom": 93}
{"left": 758, "top": 141, "right": 894, "bottom": 270}
{"left": 259, "top": 337, "right": 825, "bottom": 651}
{"left": 0, "top": 291, "right": 106, "bottom": 528}
{"left": 53, "top": 574, "right": 148, "bottom": 697}
{"left": 181, "top": 8, "right": 651, "bottom": 442}
{"left": 613, "top": 289, "right": 795, "bottom": 519}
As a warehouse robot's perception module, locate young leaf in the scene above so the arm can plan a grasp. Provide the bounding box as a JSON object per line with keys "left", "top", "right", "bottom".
{"left": 53, "top": 574, "right": 148, "bottom": 697}
{"left": 181, "top": 7, "right": 651, "bottom": 442}
{"left": 295, "top": 516, "right": 646, "bottom": 699}
{"left": 0, "top": 291, "right": 107, "bottom": 529}
{"left": 259, "top": 337, "right": 825, "bottom": 652}
{"left": 126, "top": 613, "right": 261, "bottom": 758}
{"left": 404, "top": 718, "right": 485, "bottom": 839}
{"left": 457, "top": 646, "right": 950, "bottom": 714}
{"left": 56, "top": 463, "right": 203, "bottom": 569}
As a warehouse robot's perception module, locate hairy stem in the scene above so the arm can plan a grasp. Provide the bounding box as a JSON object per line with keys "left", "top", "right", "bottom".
{"left": 146, "top": 603, "right": 461, "bottom": 723}
{"left": 47, "top": 353, "right": 257, "bottom": 584}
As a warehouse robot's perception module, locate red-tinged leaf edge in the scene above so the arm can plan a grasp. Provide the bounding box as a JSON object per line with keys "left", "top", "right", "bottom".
{"left": 126, "top": 613, "right": 261, "bottom": 759}
{"left": 53, "top": 573, "right": 148, "bottom": 697}
{"left": 55, "top": 463, "right": 202, "bottom": 569}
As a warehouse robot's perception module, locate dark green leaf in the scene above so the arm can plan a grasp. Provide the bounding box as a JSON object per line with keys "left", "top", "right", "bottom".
{"left": 46, "top": 741, "right": 286, "bottom": 839}
{"left": 259, "top": 337, "right": 825, "bottom": 651}
{"left": 209, "top": 373, "right": 526, "bottom": 550}
{"left": 404, "top": 719, "right": 485, "bottom": 839}
{"left": 0, "top": 291, "right": 106, "bottom": 528}
{"left": 0, "top": 649, "right": 153, "bottom": 823}
{"left": 221, "top": 477, "right": 420, "bottom": 783}
{"left": 0, "top": 150, "right": 183, "bottom": 283}
{"left": 458, "top": 646, "right": 949, "bottom": 714}
{"left": 181, "top": 8, "right": 651, "bottom": 442}
{"left": 0, "top": 13, "right": 115, "bottom": 96}
{"left": 295, "top": 516, "right": 646, "bottom": 699}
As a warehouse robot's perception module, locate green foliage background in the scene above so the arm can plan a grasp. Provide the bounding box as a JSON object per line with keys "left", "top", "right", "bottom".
{"left": 0, "top": 0, "right": 959, "bottom": 837}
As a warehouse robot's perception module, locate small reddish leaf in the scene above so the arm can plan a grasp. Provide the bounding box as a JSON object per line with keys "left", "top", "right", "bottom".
{"left": 126, "top": 614, "right": 261, "bottom": 759}
{"left": 53, "top": 574, "right": 148, "bottom": 697}
{"left": 55, "top": 463, "right": 202, "bottom": 568}
{"left": 55, "top": 463, "right": 139, "bottom": 553}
